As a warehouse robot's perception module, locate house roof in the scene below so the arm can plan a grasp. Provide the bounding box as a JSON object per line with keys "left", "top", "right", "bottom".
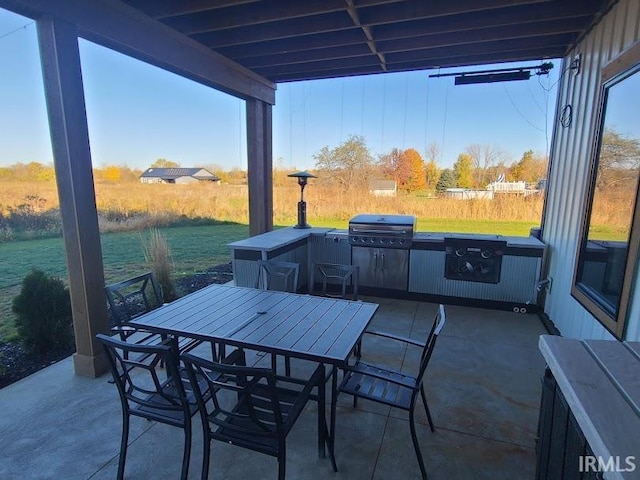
{"left": 140, "top": 167, "right": 220, "bottom": 180}
{"left": 120, "top": 0, "right": 614, "bottom": 83}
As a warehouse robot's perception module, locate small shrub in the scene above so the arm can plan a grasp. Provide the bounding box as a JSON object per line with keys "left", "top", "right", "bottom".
{"left": 142, "top": 229, "right": 177, "bottom": 302}
{"left": 12, "top": 269, "right": 73, "bottom": 353}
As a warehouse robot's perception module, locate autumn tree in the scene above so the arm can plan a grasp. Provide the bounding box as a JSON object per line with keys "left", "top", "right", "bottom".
{"left": 424, "top": 160, "right": 440, "bottom": 189}
{"left": 151, "top": 158, "right": 180, "bottom": 168}
{"left": 402, "top": 148, "right": 426, "bottom": 191}
{"left": 379, "top": 148, "right": 408, "bottom": 183}
{"left": 424, "top": 142, "right": 441, "bottom": 189}
{"left": 314, "top": 134, "right": 374, "bottom": 187}
{"left": 435, "top": 169, "right": 456, "bottom": 193}
{"left": 453, "top": 153, "right": 474, "bottom": 188}
{"left": 510, "top": 150, "right": 548, "bottom": 184}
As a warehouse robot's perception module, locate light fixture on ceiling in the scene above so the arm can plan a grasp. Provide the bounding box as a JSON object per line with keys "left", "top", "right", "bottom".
{"left": 430, "top": 62, "right": 554, "bottom": 85}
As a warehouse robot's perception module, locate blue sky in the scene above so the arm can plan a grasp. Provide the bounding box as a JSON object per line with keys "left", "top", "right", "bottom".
{"left": 0, "top": 8, "right": 559, "bottom": 171}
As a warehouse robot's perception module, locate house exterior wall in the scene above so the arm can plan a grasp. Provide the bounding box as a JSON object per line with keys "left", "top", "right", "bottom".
{"left": 174, "top": 176, "right": 198, "bottom": 184}
{"left": 542, "top": 0, "right": 640, "bottom": 340}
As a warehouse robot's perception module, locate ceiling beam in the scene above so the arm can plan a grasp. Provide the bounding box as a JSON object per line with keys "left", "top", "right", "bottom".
{"left": 214, "top": 2, "right": 596, "bottom": 59}
{"left": 124, "top": 0, "right": 261, "bottom": 20}
{"left": 357, "top": 0, "right": 555, "bottom": 25}
{"left": 344, "top": 0, "right": 386, "bottom": 71}
{"left": 0, "top": 0, "right": 275, "bottom": 104}
{"left": 193, "top": 11, "right": 355, "bottom": 48}
{"left": 372, "top": 1, "right": 603, "bottom": 41}
{"left": 163, "top": 0, "right": 348, "bottom": 34}
{"left": 237, "top": 18, "right": 583, "bottom": 68}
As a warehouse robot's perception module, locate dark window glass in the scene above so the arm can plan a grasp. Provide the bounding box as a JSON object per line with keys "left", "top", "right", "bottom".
{"left": 573, "top": 64, "right": 640, "bottom": 337}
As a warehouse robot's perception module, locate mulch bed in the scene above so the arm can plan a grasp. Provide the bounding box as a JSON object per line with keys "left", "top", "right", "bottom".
{"left": 0, "top": 263, "right": 233, "bottom": 389}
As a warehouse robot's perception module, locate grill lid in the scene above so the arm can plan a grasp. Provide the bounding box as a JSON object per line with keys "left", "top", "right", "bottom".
{"left": 348, "top": 214, "right": 416, "bottom": 248}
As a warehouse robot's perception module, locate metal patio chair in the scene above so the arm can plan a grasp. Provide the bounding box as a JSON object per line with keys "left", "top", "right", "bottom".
{"left": 256, "top": 259, "right": 300, "bottom": 293}
{"left": 255, "top": 260, "right": 300, "bottom": 374}
{"left": 105, "top": 272, "right": 214, "bottom": 359}
{"left": 181, "top": 351, "right": 331, "bottom": 480}
{"left": 96, "top": 334, "right": 206, "bottom": 480}
{"left": 338, "top": 304, "right": 446, "bottom": 480}
{"left": 310, "top": 262, "right": 359, "bottom": 301}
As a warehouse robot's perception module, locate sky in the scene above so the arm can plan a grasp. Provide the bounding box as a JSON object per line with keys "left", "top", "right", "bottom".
{"left": 0, "top": 7, "right": 560, "bottom": 171}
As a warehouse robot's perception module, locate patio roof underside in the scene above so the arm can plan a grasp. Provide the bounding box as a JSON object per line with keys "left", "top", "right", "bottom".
{"left": 121, "top": 0, "right": 613, "bottom": 83}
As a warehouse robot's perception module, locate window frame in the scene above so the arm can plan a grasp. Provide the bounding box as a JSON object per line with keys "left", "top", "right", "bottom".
{"left": 572, "top": 41, "right": 640, "bottom": 340}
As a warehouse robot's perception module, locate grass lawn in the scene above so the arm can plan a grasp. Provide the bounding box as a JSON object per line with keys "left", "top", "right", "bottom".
{"left": 0, "top": 223, "right": 249, "bottom": 341}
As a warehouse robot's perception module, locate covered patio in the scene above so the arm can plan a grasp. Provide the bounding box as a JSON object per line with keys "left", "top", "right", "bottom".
{"left": 0, "top": 299, "right": 547, "bottom": 479}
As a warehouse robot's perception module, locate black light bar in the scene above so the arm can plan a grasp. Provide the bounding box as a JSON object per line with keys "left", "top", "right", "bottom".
{"left": 431, "top": 62, "right": 553, "bottom": 85}
{"left": 454, "top": 70, "right": 531, "bottom": 85}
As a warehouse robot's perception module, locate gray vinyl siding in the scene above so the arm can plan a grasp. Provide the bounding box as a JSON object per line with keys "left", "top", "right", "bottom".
{"left": 542, "top": 0, "right": 640, "bottom": 340}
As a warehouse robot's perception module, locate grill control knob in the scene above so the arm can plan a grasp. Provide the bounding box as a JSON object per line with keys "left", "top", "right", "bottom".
{"left": 399, "top": 239, "right": 405, "bottom": 245}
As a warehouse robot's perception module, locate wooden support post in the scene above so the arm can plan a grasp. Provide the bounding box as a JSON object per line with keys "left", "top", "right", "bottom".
{"left": 37, "top": 17, "right": 109, "bottom": 377}
{"left": 246, "top": 99, "right": 273, "bottom": 236}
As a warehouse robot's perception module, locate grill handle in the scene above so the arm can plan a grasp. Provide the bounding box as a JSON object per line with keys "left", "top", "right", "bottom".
{"left": 350, "top": 228, "right": 410, "bottom": 235}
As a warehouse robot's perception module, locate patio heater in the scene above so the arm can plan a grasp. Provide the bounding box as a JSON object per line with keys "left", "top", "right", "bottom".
{"left": 288, "top": 170, "right": 316, "bottom": 229}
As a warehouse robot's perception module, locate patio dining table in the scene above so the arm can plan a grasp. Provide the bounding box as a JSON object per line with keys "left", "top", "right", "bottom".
{"left": 129, "top": 283, "right": 379, "bottom": 468}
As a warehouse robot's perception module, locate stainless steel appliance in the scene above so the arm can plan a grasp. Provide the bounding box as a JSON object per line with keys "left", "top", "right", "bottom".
{"left": 349, "top": 214, "right": 416, "bottom": 290}
{"left": 444, "top": 237, "right": 507, "bottom": 284}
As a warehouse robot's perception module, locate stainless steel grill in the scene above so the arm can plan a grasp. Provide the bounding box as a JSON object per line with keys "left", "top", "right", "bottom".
{"left": 348, "top": 214, "right": 416, "bottom": 249}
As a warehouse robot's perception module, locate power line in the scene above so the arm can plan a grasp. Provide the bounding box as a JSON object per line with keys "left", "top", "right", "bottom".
{"left": 0, "top": 21, "right": 34, "bottom": 41}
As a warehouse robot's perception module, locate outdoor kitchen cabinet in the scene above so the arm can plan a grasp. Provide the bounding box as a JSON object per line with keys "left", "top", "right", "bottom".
{"left": 352, "top": 246, "right": 409, "bottom": 290}
{"left": 537, "top": 336, "right": 640, "bottom": 480}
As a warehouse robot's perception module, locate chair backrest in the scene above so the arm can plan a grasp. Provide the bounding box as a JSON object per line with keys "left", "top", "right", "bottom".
{"left": 416, "top": 304, "right": 446, "bottom": 389}
{"left": 96, "top": 333, "right": 188, "bottom": 419}
{"left": 311, "top": 262, "right": 359, "bottom": 300}
{"left": 106, "top": 272, "right": 163, "bottom": 326}
{"left": 256, "top": 260, "right": 299, "bottom": 293}
{"left": 181, "top": 352, "right": 284, "bottom": 442}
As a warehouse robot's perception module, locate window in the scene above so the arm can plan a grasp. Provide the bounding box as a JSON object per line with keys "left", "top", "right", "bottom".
{"left": 572, "top": 41, "right": 640, "bottom": 339}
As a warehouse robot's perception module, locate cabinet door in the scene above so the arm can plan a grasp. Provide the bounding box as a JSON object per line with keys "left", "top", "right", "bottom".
{"left": 352, "top": 247, "right": 378, "bottom": 287}
{"left": 378, "top": 248, "right": 409, "bottom": 290}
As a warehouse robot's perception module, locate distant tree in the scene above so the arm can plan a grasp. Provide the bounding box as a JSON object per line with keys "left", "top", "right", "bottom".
{"left": 466, "top": 144, "right": 505, "bottom": 187}
{"left": 151, "top": 158, "right": 180, "bottom": 168}
{"left": 596, "top": 128, "right": 640, "bottom": 191}
{"left": 103, "top": 166, "right": 122, "bottom": 182}
{"left": 425, "top": 142, "right": 441, "bottom": 163}
{"left": 453, "top": 153, "right": 474, "bottom": 188}
{"left": 435, "top": 169, "right": 456, "bottom": 193}
{"left": 402, "top": 148, "right": 426, "bottom": 191}
{"left": 314, "top": 134, "right": 374, "bottom": 187}
{"left": 510, "top": 150, "right": 548, "bottom": 184}
{"left": 379, "top": 148, "right": 406, "bottom": 182}
{"left": 424, "top": 160, "right": 440, "bottom": 189}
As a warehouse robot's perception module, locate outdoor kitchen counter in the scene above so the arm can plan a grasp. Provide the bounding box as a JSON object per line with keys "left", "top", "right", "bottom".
{"left": 412, "top": 232, "right": 545, "bottom": 252}
{"left": 228, "top": 227, "right": 334, "bottom": 252}
{"left": 538, "top": 335, "right": 640, "bottom": 479}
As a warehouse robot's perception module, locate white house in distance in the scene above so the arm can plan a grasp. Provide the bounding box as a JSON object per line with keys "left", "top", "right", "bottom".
{"left": 369, "top": 179, "right": 397, "bottom": 197}
{"left": 139, "top": 167, "right": 220, "bottom": 185}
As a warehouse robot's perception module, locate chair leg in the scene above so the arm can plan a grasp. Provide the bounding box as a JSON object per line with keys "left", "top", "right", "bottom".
{"left": 278, "top": 446, "right": 286, "bottom": 480}
{"left": 117, "top": 412, "right": 130, "bottom": 480}
{"left": 285, "top": 356, "right": 291, "bottom": 376}
{"left": 181, "top": 421, "right": 191, "bottom": 480}
{"left": 409, "top": 407, "right": 428, "bottom": 480}
{"left": 318, "top": 366, "right": 325, "bottom": 459}
{"left": 201, "top": 427, "right": 211, "bottom": 480}
{"left": 420, "top": 386, "right": 435, "bottom": 433}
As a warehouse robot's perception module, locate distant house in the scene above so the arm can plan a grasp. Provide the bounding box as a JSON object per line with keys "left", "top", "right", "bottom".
{"left": 444, "top": 188, "right": 494, "bottom": 200}
{"left": 139, "top": 167, "right": 220, "bottom": 185}
{"left": 369, "top": 179, "right": 397, "bottom": 197}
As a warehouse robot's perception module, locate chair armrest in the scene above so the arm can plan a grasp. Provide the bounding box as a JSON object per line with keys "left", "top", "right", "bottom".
{"left": 364, "top": 330, "right": 425, "bottom": 348}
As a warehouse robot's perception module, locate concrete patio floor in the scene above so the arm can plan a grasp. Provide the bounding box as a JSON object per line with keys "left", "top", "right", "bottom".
{"left": 0, "top": 297, "right": 548, "bottom": 479}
